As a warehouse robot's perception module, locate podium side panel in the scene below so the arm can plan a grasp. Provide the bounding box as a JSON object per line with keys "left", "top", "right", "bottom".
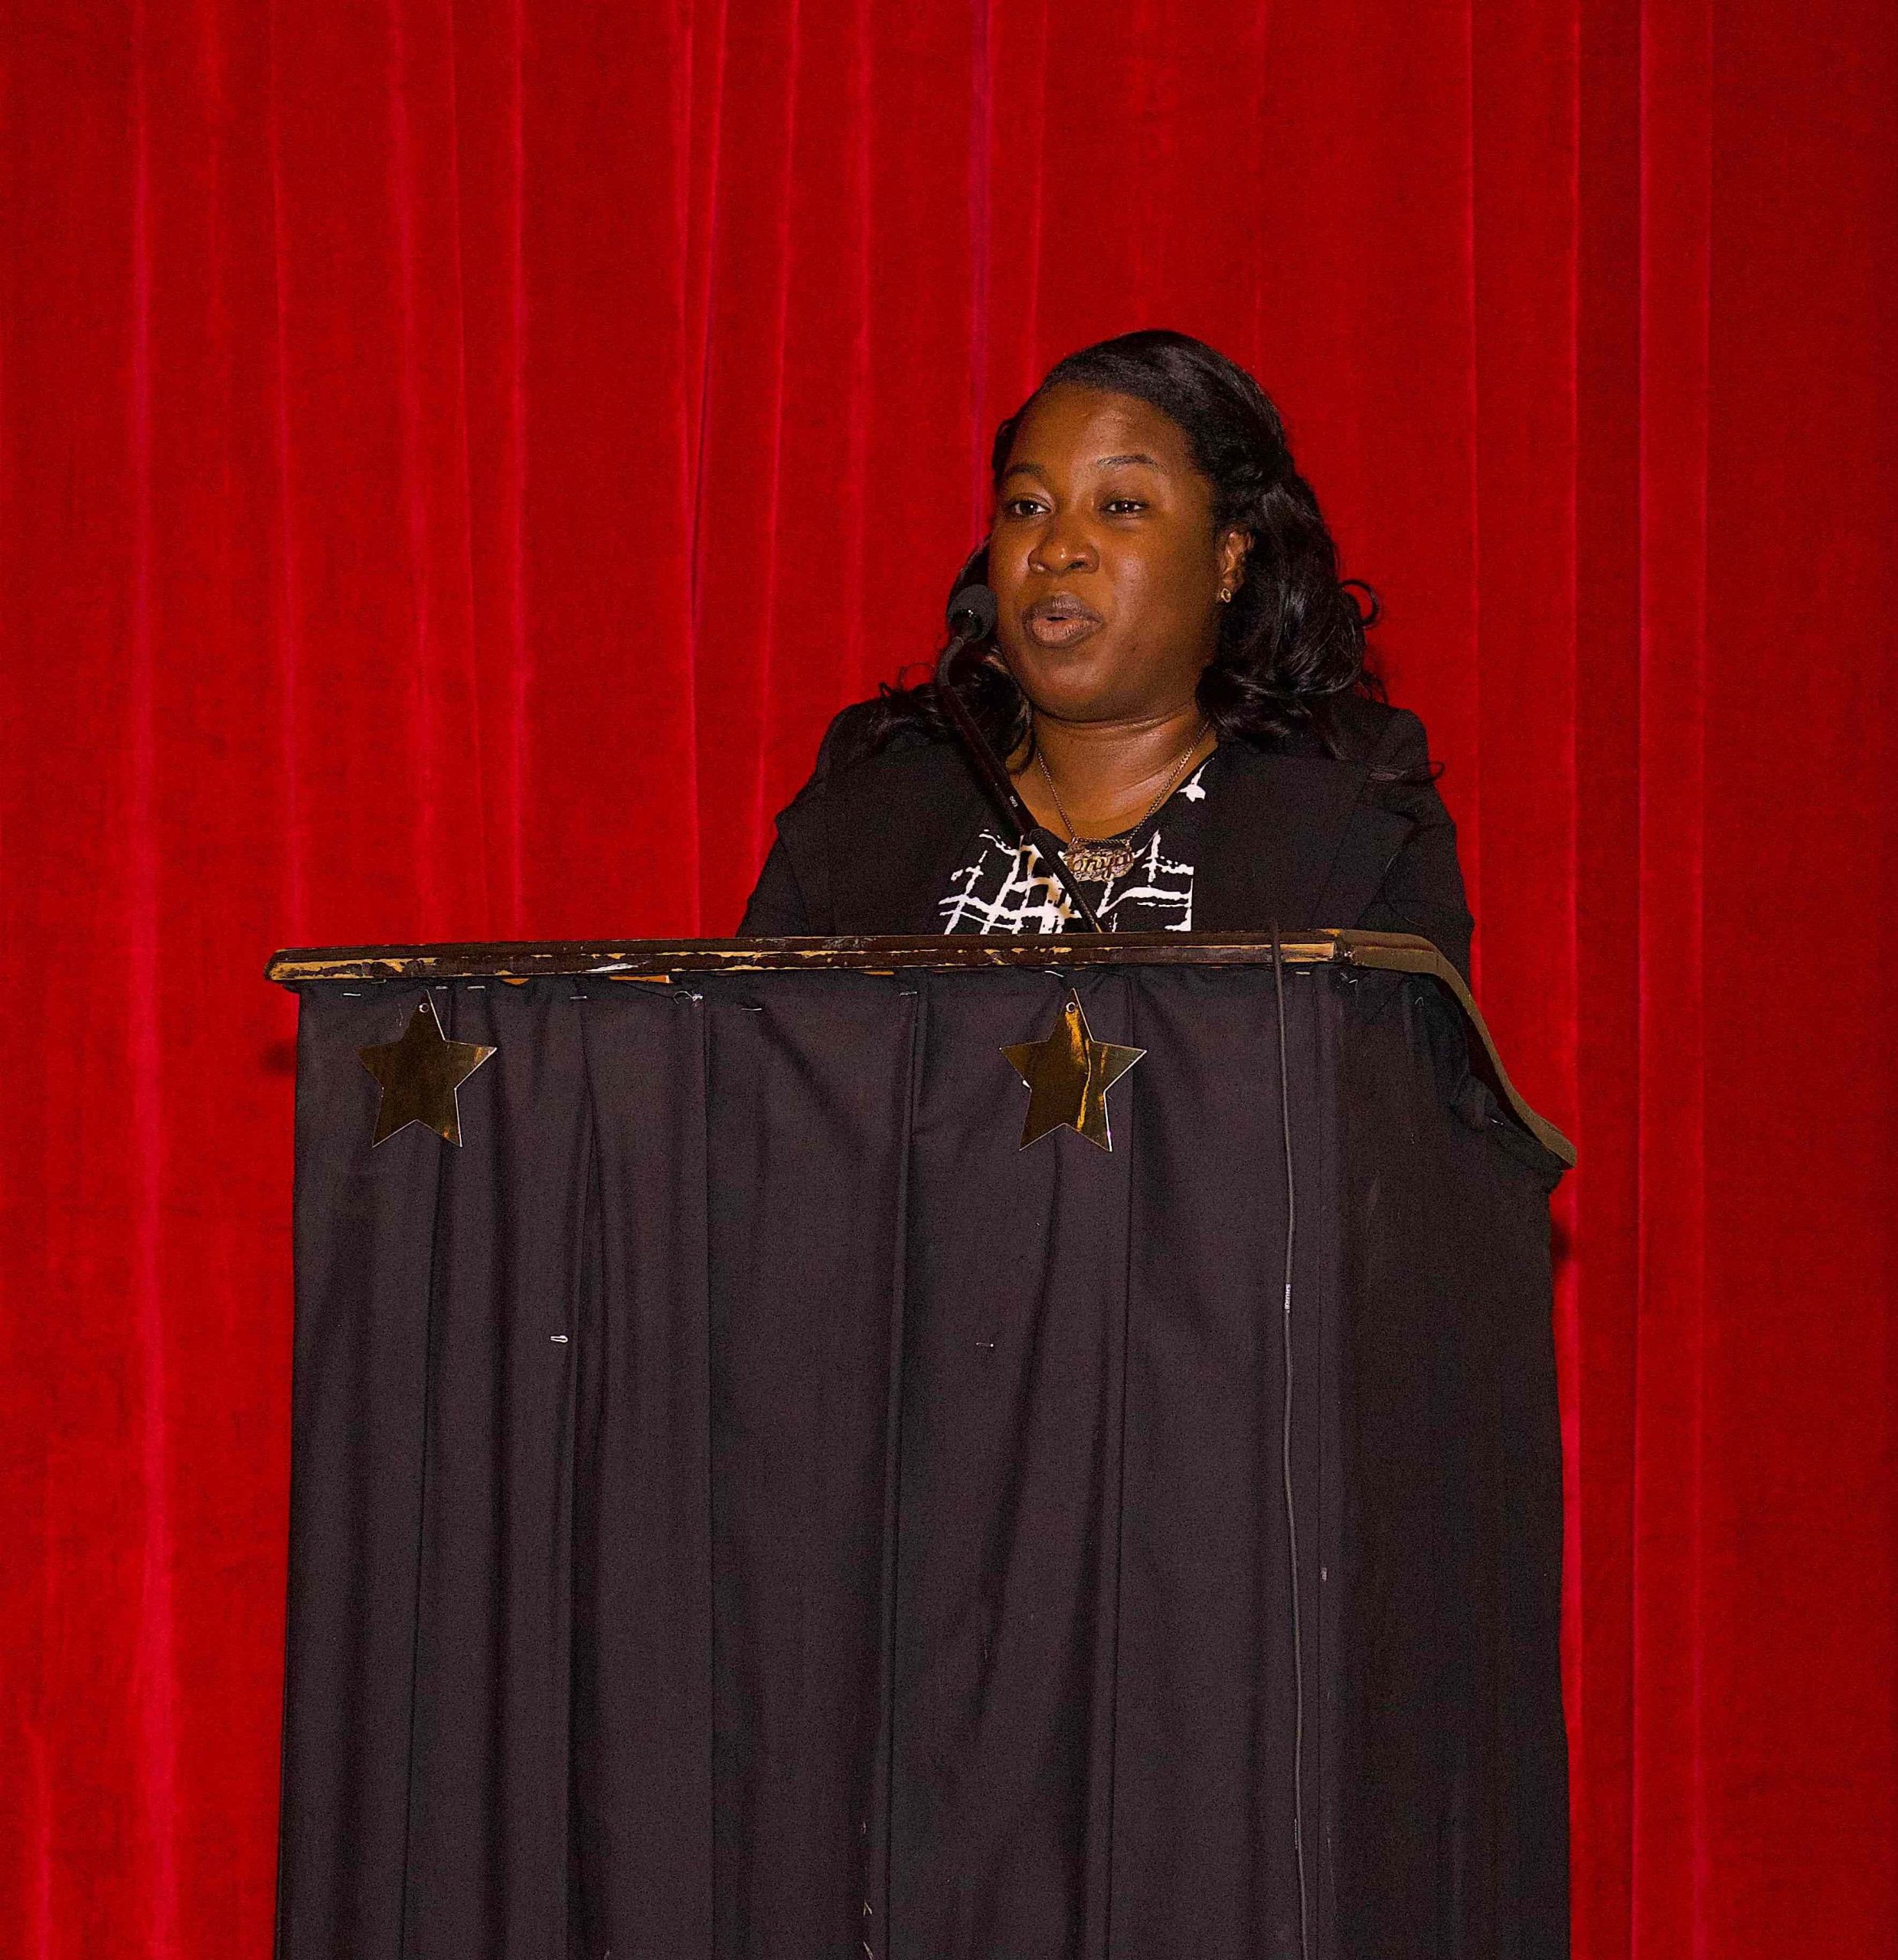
{"left": 1335, "top": 975, "right": 1570, "bottom": 1959}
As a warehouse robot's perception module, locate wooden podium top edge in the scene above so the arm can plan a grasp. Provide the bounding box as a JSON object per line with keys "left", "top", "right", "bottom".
{"left": 266, "top": 930, "right": 1573, "bottom": 1167}
{"left": 268, "top": 929, "right": 1366, "bottom": 983}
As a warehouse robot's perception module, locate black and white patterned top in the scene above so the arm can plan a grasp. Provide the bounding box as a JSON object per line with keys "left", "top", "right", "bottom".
{"left": 938, "top": 755, "right": 1216, "bottom": 935}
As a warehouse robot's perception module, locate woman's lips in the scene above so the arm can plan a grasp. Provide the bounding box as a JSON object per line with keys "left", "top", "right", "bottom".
{"left": 1022, "top": 596, "right": 1103, "bottom": 649}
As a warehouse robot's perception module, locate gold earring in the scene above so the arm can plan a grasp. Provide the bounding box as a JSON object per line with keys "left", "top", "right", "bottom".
{"left": 1218, "top": 586, "right": 1234, "bottom": 604}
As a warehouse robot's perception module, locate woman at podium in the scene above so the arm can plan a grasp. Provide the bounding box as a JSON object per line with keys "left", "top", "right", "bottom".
{"left": 740, "top": 328, "right": 1474, "bottom": 978}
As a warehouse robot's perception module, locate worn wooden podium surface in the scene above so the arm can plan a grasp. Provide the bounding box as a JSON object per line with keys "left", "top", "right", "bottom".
{"left": 270, "top": 931, "right": 1571, "bottom": 1959}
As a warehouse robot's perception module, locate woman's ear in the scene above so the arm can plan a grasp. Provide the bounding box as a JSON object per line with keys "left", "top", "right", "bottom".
{"left": 1219, "top": 527, "right": 1250, "bottom": 593}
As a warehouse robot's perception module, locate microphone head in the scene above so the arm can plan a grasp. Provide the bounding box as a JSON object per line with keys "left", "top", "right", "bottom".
{"left": 946, "top": 583, "right": 998, "bottom": 642}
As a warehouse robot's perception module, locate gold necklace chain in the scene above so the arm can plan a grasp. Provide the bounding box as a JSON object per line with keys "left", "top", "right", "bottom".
{"left": 1034, "top": 719, "right": 1210, "bottom": 886}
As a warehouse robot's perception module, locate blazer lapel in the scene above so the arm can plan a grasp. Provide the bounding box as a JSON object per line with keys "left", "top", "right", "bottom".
{"left": 1196, "top": 743, "right": 1406, "bottom": 936}
{"left": 824, "top": 740, "right": 995, "bottom": 935}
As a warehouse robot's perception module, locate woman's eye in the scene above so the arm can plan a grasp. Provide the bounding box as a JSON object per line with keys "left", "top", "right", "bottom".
{"left": 1001, "top": 497, "right": 1047, "bottom": 519}
{"left": 1103, "top": 498, "right": 1146, "bottom": 515}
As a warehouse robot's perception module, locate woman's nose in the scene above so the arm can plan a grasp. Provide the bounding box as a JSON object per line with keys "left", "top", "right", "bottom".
{"left": 1027, "top": 518, "right": 1096, "bottom": 575}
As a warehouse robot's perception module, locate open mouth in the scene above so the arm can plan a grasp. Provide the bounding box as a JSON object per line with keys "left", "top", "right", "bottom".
{"left": 1022, "top": 594, "right": 1103, "bottom": 649}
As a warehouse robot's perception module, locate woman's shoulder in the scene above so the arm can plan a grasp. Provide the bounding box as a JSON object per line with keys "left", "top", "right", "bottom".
{"left": 1329, "top": 691, "right": 1432, "bottom": 773}
{"left": 800, "top": 695, "right": 952, "bottom": 788}
{"left": 762, "top": 695, "right": 988, "bottom": 937}
{"left": 1223, "top": 692, "right": 1432, "bottom": 775}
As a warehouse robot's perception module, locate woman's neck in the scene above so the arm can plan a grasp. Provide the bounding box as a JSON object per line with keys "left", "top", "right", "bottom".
{"left": 1011, "top": 701, "right": 1215, "bottom": 840}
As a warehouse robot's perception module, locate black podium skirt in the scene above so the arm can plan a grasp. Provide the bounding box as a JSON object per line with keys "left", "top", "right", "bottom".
{"left": 276, "top": 963, "right": 1567, "bottom": 1958}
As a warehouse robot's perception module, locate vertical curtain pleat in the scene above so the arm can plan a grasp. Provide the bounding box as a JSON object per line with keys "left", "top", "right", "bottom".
{"left": 126, "top": 5, "right": 179, "bottom": 1950}
{"left": 1630, "top": 4, "right": 1713, "bottom": 1952}
{"left": 1570, "top": 5, "right": 1644, "bottom": 1954}
{"left": 698, "top": 978, "right": 918, "bottom": 1952}
{"left": 570, "top": 985, "right": 714, "bottom": 1954}
{"left": 0, "top": 0, "right": 1893, "bottom": 1951}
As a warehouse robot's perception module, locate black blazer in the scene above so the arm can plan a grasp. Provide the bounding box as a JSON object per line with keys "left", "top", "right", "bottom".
{"left": 739, "top": 694, "right": 1475, "bottom": 979}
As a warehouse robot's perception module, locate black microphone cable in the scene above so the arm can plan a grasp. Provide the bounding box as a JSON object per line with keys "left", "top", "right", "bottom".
{"left": 1270, "top": 919, "right": 1312, "bottom": 1960}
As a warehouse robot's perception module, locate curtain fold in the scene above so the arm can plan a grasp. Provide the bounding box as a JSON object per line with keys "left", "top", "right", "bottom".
{"left": 1, "top": 0, "right": 1893, "bottom": 1952}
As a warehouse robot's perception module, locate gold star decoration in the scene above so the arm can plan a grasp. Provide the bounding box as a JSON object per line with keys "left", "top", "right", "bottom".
{"left": 1001, "top": 991, "right": 1145, "bottom": 1152}
{"left": 357, "top": 996, "right": 498, "bottom": 1147}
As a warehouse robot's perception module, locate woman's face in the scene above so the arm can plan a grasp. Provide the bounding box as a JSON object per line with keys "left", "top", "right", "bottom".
{"left": 988, "top": 385, "right": 1247, "bottom": 726}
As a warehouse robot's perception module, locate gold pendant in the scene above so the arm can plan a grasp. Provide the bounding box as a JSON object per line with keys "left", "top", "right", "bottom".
{"left": 1063, "top": 840, "right": 1136, "bottom": 883}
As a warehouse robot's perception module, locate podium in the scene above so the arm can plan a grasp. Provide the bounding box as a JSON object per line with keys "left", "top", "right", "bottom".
{"left": 269, "top": 931, "right": 1572, "bottom": 1959}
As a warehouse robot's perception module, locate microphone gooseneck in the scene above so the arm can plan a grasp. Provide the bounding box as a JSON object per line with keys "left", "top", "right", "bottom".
{"left": 934, "top": 586, "right": 1105, "bottom": 934}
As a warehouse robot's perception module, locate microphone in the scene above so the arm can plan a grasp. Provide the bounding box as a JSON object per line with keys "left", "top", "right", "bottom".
{"left": 934, "top": 586, "right": 1105, "bottom": 933}
{"left": 946, "top": 583, "right": 998, "bottom": 643}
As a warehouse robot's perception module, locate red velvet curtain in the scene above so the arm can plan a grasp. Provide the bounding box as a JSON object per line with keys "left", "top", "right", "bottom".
{"left": 2, "top": 2, "right": 1893, "bottom": 1952}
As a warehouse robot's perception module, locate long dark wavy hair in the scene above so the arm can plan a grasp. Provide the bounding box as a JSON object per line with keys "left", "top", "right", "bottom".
{"left": 870, "top": 328, "right": 1381, "bottom": 760}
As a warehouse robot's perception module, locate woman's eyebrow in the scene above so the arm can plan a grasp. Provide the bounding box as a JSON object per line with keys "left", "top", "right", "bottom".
{"left": 1000, "top": 452, "right": 1163, "bottom": 482}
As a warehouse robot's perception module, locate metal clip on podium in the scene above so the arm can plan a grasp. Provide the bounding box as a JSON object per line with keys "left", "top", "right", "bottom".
{"left": 270, "top": 929, "right": 1573, "bottom": 1960}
